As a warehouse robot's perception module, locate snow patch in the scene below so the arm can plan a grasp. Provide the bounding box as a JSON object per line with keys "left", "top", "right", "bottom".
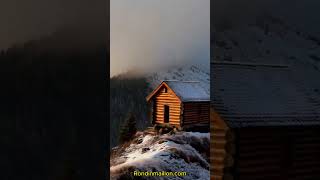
{"left": 110, "top": 132, "right": 210, "bottom": 180}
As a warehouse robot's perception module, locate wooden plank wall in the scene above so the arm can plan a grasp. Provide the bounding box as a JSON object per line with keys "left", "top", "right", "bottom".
{"left": 183, "top": 102, "right": 210, "bottom": 126}
{"left": 210, "top": 108, "right": 234, "bottom": 180}
{"left": 235, "top": 127, "right": 320, "bottom": 180}
{"left": 154, "top": 87, "right": 181, "bottom": 127}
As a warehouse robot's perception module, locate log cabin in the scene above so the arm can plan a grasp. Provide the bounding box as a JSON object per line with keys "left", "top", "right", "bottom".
{"left": 210, "top": 61, "right": 320, "bottom": 180}
{"left": 146, "top": 80, "right": 210, "bottom": 131}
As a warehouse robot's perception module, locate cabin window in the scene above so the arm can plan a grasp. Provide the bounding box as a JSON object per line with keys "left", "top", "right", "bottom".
{"left": 164, "top": 87, "right": 168, "bottom": 93}
{"left": 164, "top": 105, "right": 169, "bottom": 123}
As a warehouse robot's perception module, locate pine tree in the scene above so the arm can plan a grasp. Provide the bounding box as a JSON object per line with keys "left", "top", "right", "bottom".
{"left": 119, "top": 112, "right": 137, "bottom": 143}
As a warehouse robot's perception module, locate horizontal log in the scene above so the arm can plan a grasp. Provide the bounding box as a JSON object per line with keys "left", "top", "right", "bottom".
{"left": 212, "top": 128, "right": 228, "bottom": 134}
{"left": 183, "top": 113, "right": 201, "bottom": 115}
{"left": 156, "top": 119, "right": 180, "bottom": 123}
{"left": 155, "top": 112, "right": 181, "bottom": 116}
{"left": 156, "top": 105, "right": 181, "bottom": 109}
{"left": 156, "top": 113, "right": 180, "bottom": 117}
{"left": 211, "top": 169, "right": 224, "bottom": 176}
{"left": 156, "top": 115, "right": 180, "bottom": 118}
{"left": 237, "top": 158, "right": 281, "bottom": 168}
{"left": 156, "top": 120, "right": 180, "bottom": 123}
{"left": 184, "top": 106, "right": 209, "bottom": 109}
{"left": 184, "top": 111, "right": 209, "bottom": 113}
{"left": 155, "top": 97, "right": 179, "bottom": 100}
{"left": 156, "top": 108, "right": 181, "bottom": 112}
{"left": 184, "top": 119, "right": 209, "bottom": 122}
{"left": 238, "top": 151, "right": 281, "bottom": 159}
{"left": 183, "top": 117, "right": 200, "bottom": 119}
{"left": 212, "top": 139, "right": 227, "bottom": 146}
{"left": 155, "top": 109, "right": 181, "bottom": 113}
{"left": 155, "top": 121, "right": 180, "bottom": 125}
{"left": 184, "top": 118, "right": 208, "bottom": 121}
{"left": 237, "top": 166, "right": 281, "bottom": 174}
{"left": 212, "top": 165, "right": 225, "bottom": 171}
{"left": 156, "top": 105, "right": 180, "bottom": 108}
{"left": 155, "top": 97, "right": 180, "bottom": 101}
{"left": 183, "top": 113, "right": 202, "bottom": 116}
{"left": 156, "top": 93, "right": 177, "bottom": 96}
{"left": 155, "top": 100, "right": 181, "bottom": 103}
{"left": 211, "top": 175, "right": 223, "bottom": 180}
{"left": 156, "top": 97, "right": 179, "bottom": 101}
{"left": 155, "top": 110, "right": 181, "bottom": 113}
{"left": 211, "top": 148, "right": 226, "bottom": 157}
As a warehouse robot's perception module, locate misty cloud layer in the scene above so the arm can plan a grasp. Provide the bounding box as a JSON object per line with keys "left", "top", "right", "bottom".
{"left": 111, "top": 0, "right": 210, "bottom": 77}
{"left": 0, "top": 0, "right": 106, "bottom": 49}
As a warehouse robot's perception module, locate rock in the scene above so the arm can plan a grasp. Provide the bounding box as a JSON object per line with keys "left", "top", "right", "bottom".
{"left": 141, "top": 147, "right": 150, "bottom": 153}
{"left": 158, "top": 139, "right": 167, "bottom": 144}
{"left": 158, "top": 128, "right": 163, "bottom": 135}
{"left": 136, "top": 138, "right": 143, "bottom": 144}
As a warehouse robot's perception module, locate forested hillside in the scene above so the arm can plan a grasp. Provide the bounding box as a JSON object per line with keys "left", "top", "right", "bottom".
{"left": 0, "top": 27, "right": 107, "bottom": 180}
{"left": 110, "top": 76, "right": 151, "bottom": 148}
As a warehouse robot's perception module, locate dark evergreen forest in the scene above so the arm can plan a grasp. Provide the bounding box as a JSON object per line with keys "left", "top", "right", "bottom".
{"left": 0, "top": 27, "right": 107, "bottom": 180}
{"left": 110, "top": 76, "right": 151, "bottom": 148}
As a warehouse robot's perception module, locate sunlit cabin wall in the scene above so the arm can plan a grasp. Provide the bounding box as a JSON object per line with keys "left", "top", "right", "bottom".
{"left": 153, "top": 86, "right": 181, "bottom": 127}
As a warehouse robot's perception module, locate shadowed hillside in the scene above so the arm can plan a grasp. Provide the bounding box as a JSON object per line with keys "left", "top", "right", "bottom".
{"left": 110, "top": 75, "right": 151, "bottom": 148}
{"left": 0, "top": 26, "right": 107, "bottom": 180}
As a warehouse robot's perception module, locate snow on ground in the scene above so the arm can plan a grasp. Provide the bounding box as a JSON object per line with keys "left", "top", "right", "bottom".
{"left": 213, "top": 15, "right": 320, "bottom": 95}
{"left": 213, "top": 15, "right": 320, "bottom": 69}
{"left": 110, "top": 132, "right": 210, "bottom": 180}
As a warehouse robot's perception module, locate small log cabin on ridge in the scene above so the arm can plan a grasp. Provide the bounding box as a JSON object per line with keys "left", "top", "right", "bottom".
{"left": 146, "top": 80, "right": 210, "bottom": 130}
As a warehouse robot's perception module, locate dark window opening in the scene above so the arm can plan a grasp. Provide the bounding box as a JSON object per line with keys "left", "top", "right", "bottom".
{"left": 164, "top": 105, "right": 169, "bottom": 123}
{"left": 164, "top": 87, "right": 167, "bottom": 93}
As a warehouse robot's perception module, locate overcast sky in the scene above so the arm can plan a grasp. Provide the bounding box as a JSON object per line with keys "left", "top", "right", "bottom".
{"left": 110, "top": 0, "right": 210, "bottom": 77}
{"left": 1, "top": 0, "right": 319, "bottom": 69}
{"left": 0, "top": 0, "right": 106, "bottom": 50}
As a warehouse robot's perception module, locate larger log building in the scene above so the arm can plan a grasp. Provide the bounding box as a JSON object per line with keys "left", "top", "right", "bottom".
{"left": 211, "top": 61, "right": 320, "bottom": 180}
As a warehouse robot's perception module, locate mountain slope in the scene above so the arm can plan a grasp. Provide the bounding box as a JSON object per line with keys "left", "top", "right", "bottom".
{"left": 213, "top": 15, "right": 320, "bottom": 97}
{"left": 213, "top": 15, "right": 320, "bottom": 68}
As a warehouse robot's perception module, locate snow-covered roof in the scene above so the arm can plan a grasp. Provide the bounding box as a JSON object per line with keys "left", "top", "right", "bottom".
{"left": 212, "top": 62, "right": 320, "bottom": 127}
{"left": 147, "top": 80, "right": 210, "bottom": 102}
{"left": 164, "top": 80, "right": 210, "bottom": 102}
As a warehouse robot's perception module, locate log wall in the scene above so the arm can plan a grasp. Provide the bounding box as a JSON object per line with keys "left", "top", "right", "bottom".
{"left": 210, "top": 108, "right": 234, "bottom": 180}
{"left": 153, "top": 87, "right": 181, "bottom": 127}
{"left": 234, "top": 127, "right": 320, "bottom": 180}
{"left": 183, "top": 102, "right": 210, "bottom": 126}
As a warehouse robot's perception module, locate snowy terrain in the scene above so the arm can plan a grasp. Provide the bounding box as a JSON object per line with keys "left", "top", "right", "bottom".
{"left": 213, "top": 15, "right": 320, "bottom": 68}
{"left": 110, "top": 131, "right": 210, "bottom": 180}
{"left": 213, "top": 15, "right": 320, "bottom": 96}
